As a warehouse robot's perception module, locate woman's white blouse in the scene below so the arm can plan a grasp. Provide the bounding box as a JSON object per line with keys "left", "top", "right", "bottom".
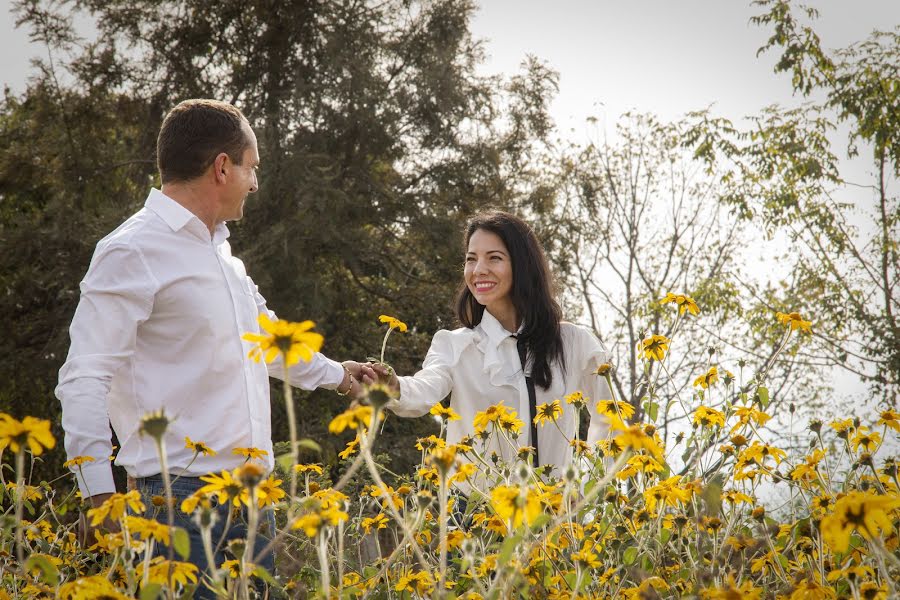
{"left": 389, "top": 310, "right": 612, "bottom": 476}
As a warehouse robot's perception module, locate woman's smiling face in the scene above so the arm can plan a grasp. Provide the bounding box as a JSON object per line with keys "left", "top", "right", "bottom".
{"left": 464, "top": 228, "right": 513, "bottom": 312}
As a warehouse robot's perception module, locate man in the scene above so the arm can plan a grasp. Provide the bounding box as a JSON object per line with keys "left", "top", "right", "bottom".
{"left": 56, "top": 99, "right": 372, "bottom": 585}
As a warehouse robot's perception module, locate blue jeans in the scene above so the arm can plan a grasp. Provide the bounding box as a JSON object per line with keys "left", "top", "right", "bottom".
{"left": 135, "top": 474, "right": 276, "bottom": 599}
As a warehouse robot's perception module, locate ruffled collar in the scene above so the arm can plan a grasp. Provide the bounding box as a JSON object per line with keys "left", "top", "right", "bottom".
{"left": 474, "top": 309, "right": 522, "bottom": 388}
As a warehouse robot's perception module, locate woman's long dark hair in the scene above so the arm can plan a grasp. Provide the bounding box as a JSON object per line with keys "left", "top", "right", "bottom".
{"left": 454, "top": 211, "right": 564, "bottom": 389}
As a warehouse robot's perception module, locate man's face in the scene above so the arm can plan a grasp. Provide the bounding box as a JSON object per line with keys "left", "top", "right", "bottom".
{"left": 221, "top": 121, "right": 259, "bottom": 222}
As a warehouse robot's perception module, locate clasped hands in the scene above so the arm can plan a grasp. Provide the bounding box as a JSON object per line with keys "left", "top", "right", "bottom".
{"left": 339, "top": 361, "right": 400, "bottom": 399}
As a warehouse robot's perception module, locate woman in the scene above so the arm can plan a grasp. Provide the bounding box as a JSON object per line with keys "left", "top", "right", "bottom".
{"left": 376, "top": 211, "right": 611, "bottom": 476}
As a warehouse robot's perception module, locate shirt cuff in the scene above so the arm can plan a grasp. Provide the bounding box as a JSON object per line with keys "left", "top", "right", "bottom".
{"left": 317, "top": 355, "right": 346, "bottom": 390}
{"left": 73, "top": 460, "right": 117, "bottom": 498}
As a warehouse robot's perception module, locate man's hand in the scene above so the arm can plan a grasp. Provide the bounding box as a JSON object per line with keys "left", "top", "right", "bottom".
{"left": 340, "top": 361, "right": 377, "bottom": 399}
{"left": 78, "top": 492, "right": 120, "bottom": 546}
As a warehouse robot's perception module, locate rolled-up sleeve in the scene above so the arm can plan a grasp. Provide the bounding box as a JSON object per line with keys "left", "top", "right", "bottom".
{"left": 56, "top": 244, "right": 156, "bottom": 496}
{"left": 390, "top": 330, "right": 455, "bottom": 418}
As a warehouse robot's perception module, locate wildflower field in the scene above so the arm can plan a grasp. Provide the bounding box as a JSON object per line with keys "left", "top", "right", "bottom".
{"left": 2, "top": 300, "right": 899, "bottom": 599}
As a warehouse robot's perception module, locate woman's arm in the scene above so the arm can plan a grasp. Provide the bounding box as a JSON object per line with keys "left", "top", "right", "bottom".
{"left": 377, "top": 330, "right": 461, "bottom": 418}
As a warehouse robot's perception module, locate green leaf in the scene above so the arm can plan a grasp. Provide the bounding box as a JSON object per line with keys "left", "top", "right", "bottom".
{"left": 498, "top": 533, "right": 523, "bottom": 565}
{"left": 140, "top": 583, "right": 162, "bottom": 600}
{"left": 530, "top": 514, "right": 551, "bottom": 531}
{"left": 297, "top": 438, "right": 322, "bottom": 453}
{"left": 25, "top": 555, "right": 58, "bottom": 586}
{"left": 647, "top": 401, "right": 659, "bottom": 423}
{"left": 252, "top": 565, "right": 277, "bottom": 586}
{"left": 757, "top": 386, "right": 770, "bottom": 408}
{"left": 623, "top": 546, "right": 638, "bottom": 565}
{"left": 659, "top": 528, "right": 671, "bottom": 544}
{"left": 173, "top": 526, "right": 191, "bottom": 560}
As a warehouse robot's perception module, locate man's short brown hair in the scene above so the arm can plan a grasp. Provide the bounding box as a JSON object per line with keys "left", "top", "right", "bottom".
{"left": 157, "top": 99, "right": 251, "bottom": 184}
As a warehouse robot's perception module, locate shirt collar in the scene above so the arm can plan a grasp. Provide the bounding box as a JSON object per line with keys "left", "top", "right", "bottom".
{"left": 145, "top": 188, "right": 230, "bottom": 243}
{"left": 478, "top": 309, "right": 520, "bottom": 347}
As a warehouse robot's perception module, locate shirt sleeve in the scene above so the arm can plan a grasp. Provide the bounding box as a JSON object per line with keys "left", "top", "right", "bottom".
{"left": 55, "top": 243, "right": 157, "bottom": 497}
{"left": 389, "top": 330, "right": 456, "bottom": 418}
{"left": 250, "top": 277, "right": 345, "bottom": 390}
{"left": 569, "top": 326, "right": 613, "bottom": 445}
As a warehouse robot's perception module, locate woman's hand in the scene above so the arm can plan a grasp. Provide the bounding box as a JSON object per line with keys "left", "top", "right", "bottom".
{"left": 372, "top": 363, "right": 401, "bottom": 395}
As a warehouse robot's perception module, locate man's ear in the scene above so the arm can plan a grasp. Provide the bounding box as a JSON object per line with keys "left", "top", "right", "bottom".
{"left": 213, "top": 153, "right": 229, "bottom": 183}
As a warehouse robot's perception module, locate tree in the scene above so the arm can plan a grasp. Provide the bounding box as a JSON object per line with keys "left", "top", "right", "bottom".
{"left": 691, "top": 0, "right": 899, "bottom": 402}
{"left": 1, "top": 0, "right": 559, "bottom": 479}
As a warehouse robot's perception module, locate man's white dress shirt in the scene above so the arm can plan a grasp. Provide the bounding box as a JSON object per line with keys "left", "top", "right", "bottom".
{"left": 56, "top": 189, "right": 345, "bottom": 496}
{"left": 389, "top": 309, "right": 612, "bottom": 477}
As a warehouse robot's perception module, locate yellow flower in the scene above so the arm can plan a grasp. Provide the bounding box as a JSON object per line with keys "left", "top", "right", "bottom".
{"left": 394, "top": 570, "right": 434, "bottom": 595}
{"left": 429, "top": 403, "right": 460, "bottom": 421}
{"left": 242, "top": 314, "right": 324, "bottom": 366}
{"left": 473, "top": 403, "right": 511, "bottom": 433}
{"left": 63, "top": 455, "right": 95, "bottom": 468}
{"left": 877, "top": 409, "right": 900, "bottom": 432}
{"left": 693, "top": 406, "right": 725, "bottom": 428}
{"left": 533, "top": 400, "right": 562, "bottom": 426}
{"left": 136, "top": 557, "right": 198, "bottom": 588}
{"left": 821, "top": 491, "right": 900, "bottom": 552}
{"left": 595, "top": 362, "right": 613, "bottom": 376}
{"left": 338, "top": 435, "right": 361, "bottom": 459}
{"left": 427, "top": 446, "right": 457, "bottom": 475}
{"left": 490, "top": 485, "right": 542, "bottom": 529}
{"left": 451, "top": 462, "right": 477, "bottom": 484}
{"left": 87, "top": 490, "right": 145, "bottom": 526}
{"left": 789, "top": 449, "right": 826, "bottom": 482}
{"left": 571, "top": 540, "right": 602, "bottom": 568}
{"left": 360, "top": 513, "right": 389, "bottom": 534}
{"left": 699, "top": 575, "right": 761, "bottom": 599}
{"left": 329, "top": 405, "right": 379, "bottom": 434}
{"left": 738, "top": 442, "right": 787, "bottom": 467}
{"left": 233, "top": 446, "right": 268, "bottom": 460}
{"left": 220, "top": 559, "right": 256, "bottom": 579}
{"left": 498, "top": 412, "right": 524, "bottom": 435}
{"left": 596, "top": 400, "right": 635, "bottom": 420}
{"left": 851, "top": 426, "right": 881, "bottom": 452}
{"left": 564, "top": 391, "right": 587, "bottom": 408}
{"left": 721, "top": 490, "right": 754, "bottom": 506}
{"left": 693, "top": 366, "right": 719, "bottom": 389}
{"left": 256, "top": 475, "right": 286, "bottom": 508}
{"left": 292, "top": 513, "right": 322, "bottom": 537}
{"left": 198, "top": 469, "right": 248, "bottom": 507}
{"left": 416, "top": 434, "right": 446, "bottom": 452}
{"left": 0, "top": 413, "right": 55, "bottom": 456}
{"left": 858, "top": 582, "right": 888, "bottom": 600}
{"left": 608, "top": 415, "right": 664, "bottom": 458}
{"left": 644, "top": 475, "right": 693, "bottom": 511}
{"left": 378, "top": 314, "right": 408, "bottom": 332}
{"left": 180, "top": 491, "right": 212, "bottom": 514}
{"left": 294, "top": 463, "right": 324, "bottom": 475}
{"left": 730, "top": 406, "right": 772, "bottom": 433}
{"left": 640, "top": 334, "right": 670, "bottom": 361}
{"left": 660, "top": 293, "right": 700, "bottom": 316}
{"left": 185, "top": 437, "right": 217, "bottom": 456}
{"left": 775, "top": 311, "right": 812, "bottom": 333}
{"left": 125, "top": 516, "right": 171, "bottom": 545}
{"left": 58, "top": 575, "right": 129, "bottom": 600}
{"left": 6, "top": 482, "right": 42, "bottom": 502}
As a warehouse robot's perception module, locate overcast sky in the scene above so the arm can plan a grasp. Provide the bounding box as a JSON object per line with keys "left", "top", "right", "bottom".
{"left": 4, "top": 1, "right": 897, "bottom": 129}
